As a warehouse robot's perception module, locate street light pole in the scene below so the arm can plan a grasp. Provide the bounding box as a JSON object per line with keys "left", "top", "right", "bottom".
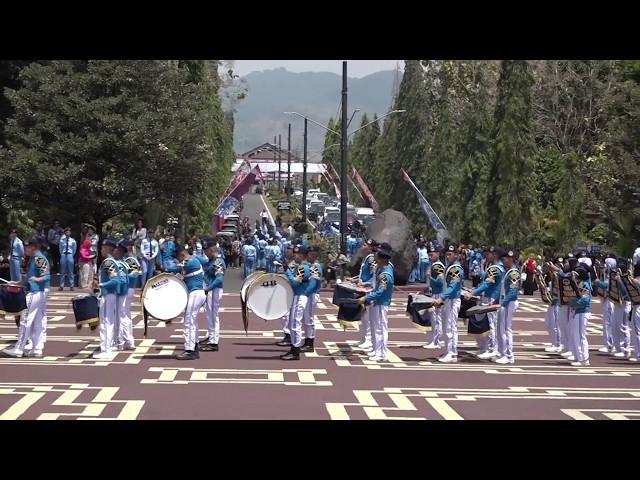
{"left": 273, "top": 135, "right": 276, "bottom": 188}
{"left": 287, "top": 123, "right": 291, "bottom": 201}
{"left": 340, "top": 61, "right": 348, "bottom": 254}
{"left": 302, "top": 117, "right": 308, "bottom": 224}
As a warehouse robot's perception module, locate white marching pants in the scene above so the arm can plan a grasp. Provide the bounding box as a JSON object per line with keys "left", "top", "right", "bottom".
{"left": 601, "top": 298, "right": 614, "bottom": 350}
{"left": 497, "top": 301, "right": 519, "bottom": 361}
{"left": 370, "top": 304, "right": 389, "bottom": 359}
{"left": 612, "top": 302, "right": 632, "bottom": 354}
{"left": 15, "top": 290, "right": 47, "bottom": 353}
{"left": 290, "top": 295, "right": 308, "bottom": 348}
{"left": 426, "top": 293, "right": 442, "bottom": 345}
{"left": 303, "top": 292, "right": 319, "bottom": 339}
{"left": 632, "top": 306, "right": 640, "bottom": 361}
{"left": 117, "top": 292, "right": 135, "bottom": 348}
{"left": 99, "top": 293, "right": 117, "bottom": 353}
{"left": 359, "top": 308, "right": 371, "bottom": 344}
{"left": 558, "top": 305, "right": 572, "bottom": 354}
{"left": 544, "top": 303, "right": 561, "bottom": 348}
{"left": 206, "top": 288, "right": 223, "bottom": 344}
{"left": 183, "top": 290, "right": 206, "bottom": 351}
{"left": 571, "top": 311, "right": 590, "bottom": 362}
{"left": 125, "top": 288, "right": 135, "bottom": 344}
{"left": 443, "top": 298, "right": 461, "bottom": 356}
{"left": 37, "top": 288, "right": 50, "bottom": 350}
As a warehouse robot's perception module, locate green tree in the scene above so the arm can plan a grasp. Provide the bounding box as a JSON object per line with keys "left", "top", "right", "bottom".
{"left": 0, "top": 60, "right": 233, "bottom": 238}
{"left": 487, "top": 60, "right": 537, "bottom": 247}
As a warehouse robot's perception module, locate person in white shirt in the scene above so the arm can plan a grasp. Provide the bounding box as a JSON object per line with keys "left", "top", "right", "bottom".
{"left": 132, "top": 218, "right": 147, "bottom": 256}
{"left": 139, "top": 230, "right": 159, "bottom": 290}
{"left": 58, "top": 227, "right": 77, "bottom": 291}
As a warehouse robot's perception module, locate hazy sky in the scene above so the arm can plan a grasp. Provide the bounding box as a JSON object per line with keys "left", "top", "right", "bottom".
{"left": 234, "top": 60, "right": 402, "bottom": 78}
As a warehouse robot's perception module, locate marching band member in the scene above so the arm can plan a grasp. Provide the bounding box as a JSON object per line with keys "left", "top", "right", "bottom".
{"left": 569, "top": 267, "right": 592, "bottom": 366}
{"left": 281, "top": 245, "right": 310, "bottom": 360}
{"left": 558, "top": 258, "right": 578, "bottom": 361}
{"left": 92, "top": 239, "right": 120, "bottom": 360}
{"left": 495, "top": 249, "right": 521, "bottom": 364}
{"left": 114, "top": 243, "right": 135, "bottom": 351}
{"left": 611, "top": 258, "right": 632, "bottom": 358}
{"left": 464, "top": 246, "right": 503, "bottom": 359}
{"left": 122, "top": 241, "right": 140, "bottom": 348}
{"left": 301, "top": 245, "right": 322, "bottom": 353}
{"left": 199, "top": 242, "right": 225, "bottom": 352}
{"left": 630, "top": 262, "right": 640, "bottom": 362}
{"left": 356, "top": 239, "right": 378, "bottom": 352}
{"left": 3, "top": 238, "right": 50, "bottom": 358}
{"left": 594, "top": 255, "right": 616, "bottom": 354}
{"left": 423, "top": 244, "right": 445, "bottom": 349}
{"left": 166, "top": 246, "right": 206, "bottom": 360}
{"left": 433, "top": 245, "right": 465, "bottom": 363}
{"left": 542, "top": 258, "right": 562, "bottom": 353}
{"left": 275, "top": 244, "right": 296, "bottom": 347}
{"left": 359, "top": 242, "right": 394, "bottom": 362}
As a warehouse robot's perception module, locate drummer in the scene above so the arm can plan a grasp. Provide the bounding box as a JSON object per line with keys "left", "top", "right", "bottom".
{"left": 275, "top": 244, "right": 296, "bottom": 347}
{"left": 355, "top": 239, "right": 378, "bottom": 352}
{"left": 3, "top": 237, "right": 50, "bottom": 358}
{"left": 301, "top": 245, "right": 323, "bottom": 353}
{"left": 122, "top": 240, "right": 140, "bottom": 349}
{"left": 114, "top": 243, "right": 136, "bottom": 351}
{"left": 358, "top": 242, "right": 394, "bottom": 362}
{"left": 423, "top": 244, "right": 445, "bottom": 349}
{"left": 432, "top": 245, "right": 465, "bottom": 363}
{"left": 166, "top": 245, "right": 206, "bottom": 360}
{"left": 91, "top": 239, "right": 121, "bottom": 360}
{"left": 199, "top": 241, "right": 225, "bottom": 352}
{"left": 463, "top": 246, "right": 503, "bottom": 360}
{"left": 281, "top": 245, "right": 310, "bottom": 361}
{"left": 495, "top": 249, "right": 521, "bottom": 364}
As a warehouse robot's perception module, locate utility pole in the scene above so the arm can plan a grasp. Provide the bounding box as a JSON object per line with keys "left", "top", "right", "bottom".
{"left": 340, "top": 61, "right": 348, "bottom": 254}
{"left": 273, "top": 135, "right": 276, "bottom": 188}
{"left": 287, "top": 123, "right": 291, "bottom": 202}
{"left": 302, "top": 117, "right": 308, "bottom": 224}
{"left": 278, "top": 134, "right": 282, "bottom": 193}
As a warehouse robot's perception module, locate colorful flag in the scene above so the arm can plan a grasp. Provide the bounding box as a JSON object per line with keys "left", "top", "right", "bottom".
{"left": 401, "top": 168, "right": 449, "bottom": 236}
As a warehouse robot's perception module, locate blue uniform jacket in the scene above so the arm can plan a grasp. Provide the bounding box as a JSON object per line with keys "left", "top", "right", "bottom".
{"left": 304, "top": 261, "right": 323, "bottom": 296}
{"left": 570, "top": 280, "right": 592, "bottom": 313}
{"left": 473, "top": 261, "right": 504, "bottom": 302}
{"left": 203, "top": 256, "right": 225, "bottom": 290}
{"left": 99, "top": 256, "right": 121, "bottom": 295}
{"left": 166, "top": 257, "right": 204, "bottom": 293}
{"left": 364, "top": 265, "right": 394, "bottom": 306}
{"left": 124, "top": 256, "right": 141, "bottom": 289}
{"left": 500, "top": 267, "right": 520, "bottom": 307}
{"left": 359, "top": 253, "right": 376, "bottom": 284}
{"left": 27, "top": 251, "right": 51, "bottom": 292}
{"left": 430, "top": 261, "right": 445, "bottom": 295}
{"left": 287, "top": 262, "right": 310, "bottom": 296}
{"left": 441, "top": 262, "right": 464, "bottom": 300}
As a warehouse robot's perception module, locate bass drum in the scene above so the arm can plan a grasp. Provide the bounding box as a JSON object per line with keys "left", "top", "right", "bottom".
{"left": 142, "top": 273, "right": 189, "bottom": 321}
{"left": 241, "top": 271, "right": 265, "bottom": 303}
{"left": 246, "top": 273, "right": 294, "bottom": 321}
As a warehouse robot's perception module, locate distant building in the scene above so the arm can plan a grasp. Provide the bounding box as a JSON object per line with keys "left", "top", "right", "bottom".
{"left": 239, "top": 142, "right": 301, "bottom": 163}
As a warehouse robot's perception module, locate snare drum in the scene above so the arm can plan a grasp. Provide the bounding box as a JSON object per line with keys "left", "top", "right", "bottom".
{"left": 332, "top": 282, "right": 367, "bottom": 324}
{"left": 406, "top": 294, "right": 434, "bottom": 332}
{"left": 0, "top": 285, "right": 28, "bottom": 316}
{"left": 465, "top": 305, "right": 496, "bottom": 335}
{"left": 72, "top": 295, "right": 99, "bottom": 329}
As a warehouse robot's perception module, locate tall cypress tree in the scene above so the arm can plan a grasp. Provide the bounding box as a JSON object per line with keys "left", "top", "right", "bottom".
{"left": 487, "top": 60, "right": 537, "bottom": 247}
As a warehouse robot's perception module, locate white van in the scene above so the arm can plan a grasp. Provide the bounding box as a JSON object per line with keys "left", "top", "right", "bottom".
{"left": 356, "top": 207, "right": 376, "bottom": 225}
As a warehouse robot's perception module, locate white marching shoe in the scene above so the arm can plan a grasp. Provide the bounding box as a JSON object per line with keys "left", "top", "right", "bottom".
{"left": 571, "top": 360, "right": 590, "bottom": 366}
{"left": 560, "top": 351, "right": 573, "bottom": 358}
{"left": 358, "top": 341, "right": 373, "bottom": 350}
{"left": 477, "top": 350, "right": 498, "bottom": 360}
{"left": 495, "top": 356, "right": 514, "bottom": 365}
{"left": 598, "top": 346, "right": 612, "bottom": 353}
{"left": 2, "top": 347, "right": 24, "bottom": 358}
{"left": 92, "top": 351, "right": 114, "bottom": 360}
{"left": 423, "top": 342, "right": 440, "bottom": 349}
{"left": 438, "top": 353, "right": 458, "bottom": 363}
